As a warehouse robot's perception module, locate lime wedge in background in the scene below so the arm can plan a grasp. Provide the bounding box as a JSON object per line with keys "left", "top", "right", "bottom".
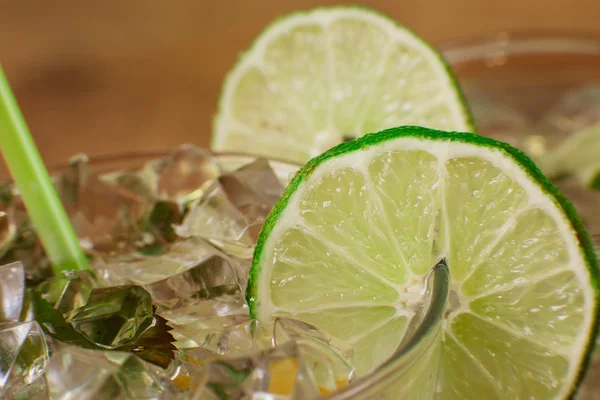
{"left": 212, "top": 7, "right": 475, "bottom": 163}
{"left": 579, "top": 168, "right": 600, "bottom": 191}
{"left": 248, "top": 126, "right": 599, "bottom": 398}
{"left": 539, "top": 123, "right": 600, "bottom": 191}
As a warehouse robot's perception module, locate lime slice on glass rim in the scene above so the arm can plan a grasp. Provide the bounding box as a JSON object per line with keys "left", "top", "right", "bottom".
{"left": 539, "top": 122, "right": 600, "bottom": 191}
{"left": 248, "top": 126, "right": 599, "bottom": 398}
{"left": 212, "top": 7, "right": 475, "bottom": 164}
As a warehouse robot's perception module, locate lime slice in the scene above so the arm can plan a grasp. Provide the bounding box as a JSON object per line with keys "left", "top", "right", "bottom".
{"left": 248, "top": 126, "right": 599, "bottom": 398}
{"left": 539, "top": 123, "right": 600, "bottom": 190}
{"left": 212, "top": 7, "right": 474, "bottom": 164}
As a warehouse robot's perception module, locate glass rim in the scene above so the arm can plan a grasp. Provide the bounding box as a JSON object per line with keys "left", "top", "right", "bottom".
{"left": 438, "top": 30, "right": 600, "bottom": 65}
{"left": 0, "top": 149, "right": 302, "bottom": 181}
{"left": 46, "top": 148, "right": 301, "bottom": 172}
{"left": 326, "top": 263, "right": 449, "bottom": 399}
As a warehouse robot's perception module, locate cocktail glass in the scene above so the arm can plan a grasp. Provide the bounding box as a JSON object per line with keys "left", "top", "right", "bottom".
{"left": 1, "top": 31, "right": 599, "bottom": 399}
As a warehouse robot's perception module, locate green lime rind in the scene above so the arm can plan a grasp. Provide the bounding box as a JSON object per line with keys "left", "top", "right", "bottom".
{"left": 211, "top": 6, "right": 476, "bottom": 151}
{"left": 247, "top": 125, "right": 599, "bottom": 397}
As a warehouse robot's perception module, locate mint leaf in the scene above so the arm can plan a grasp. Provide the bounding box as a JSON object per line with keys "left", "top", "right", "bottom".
{"left": 115, "top": 306, "right": 176, "bottom": 368}
{"left": 32, "top": 287, "right": 176, "bottom": 368}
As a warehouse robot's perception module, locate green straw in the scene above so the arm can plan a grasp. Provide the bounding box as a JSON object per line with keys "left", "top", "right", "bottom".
{"left": 0, "top": 64, "right": 90, "bottom": 273}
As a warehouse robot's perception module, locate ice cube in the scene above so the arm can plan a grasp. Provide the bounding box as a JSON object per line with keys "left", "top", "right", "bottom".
{"left": 0, "top": 209, "right": 16, "bottom": 261}
{"left": 97, "top": 239, "right": 253, "bottom": 353}
{"left": 0, "top": 184, "right": 48, "bottom": 283}
{"left": 98, "top": 176, "right": 184, "bottom": 249}
{"left": 170, "top": 314, "right": 251, "bottom": 350}
{"left": 0, "top": 262, "right": 25, "bottom": 321}
{"left": 68, "top": 177, "right": 144, "bottom": 254}
{"left": 0, "top": 321, "right": 49, "bottom": 396}
{"left": 98, "top": 162, "right": 158, "bottom": 203}
{"left": 102, "top": 239, "right": 241, "bottom": 308}
{"left": 34, "top": 270, "right": 98, "bottom": 315}
{"left": 543, "top": 85, "right": 600, "bottom": 133}
{"left": 222, "top": 158, "right": 284, "bottom": 210}
{"left": 55, "top": 155, "right": 153, "bottom": 254}
{"left": 199, "top": 319, "right": 271, "bottom": 358}
{"left": 273, "top": 318, "right": 355, "bottom": 392}
{"left": 166, "top": 348, "right": 215, "bottom": 394}
{"left": 183, "top": 341, "right": 325, "bottom": 399}
{"left": 218, "top": 158, "right": 284, "bottom": 241}
{"left": 55, "top": 154, "right": 90, "bottom": 205}
{"left": 0, "top": 183, "right": 17, "bottom": 260}
{"left": 151, "top": 145, "right": 224, "bottom": 203}
{"left": 65, "top": 285, "right": 154, "bottom": 348}
{"left": 99, "top": 239, "right": 250, "bottom": 325}
{"left": 52, "top": 148, "right": 223, "bottom": 256}
{"left": 175, "top": 181, "right": 255, "bottom": 258}
{"left": 188, "top": 356, "right": 254, "bottom": 399}
{"left": 0, "top": 201, "right": 52, "bottom": 285}
{"left": 142, "top": 200, "right": 182, "bottom": 244}
{"left": 176, "top": 159, "right": 284, "bottom": 259}
{"left": 46, "top": 343, "right": 178, "bottom": 400}
{"left": 3, "top": 373, "right": 49, "bottom": 400}
{"left": 241, "top": 341, "right": 321, "bottom": 399}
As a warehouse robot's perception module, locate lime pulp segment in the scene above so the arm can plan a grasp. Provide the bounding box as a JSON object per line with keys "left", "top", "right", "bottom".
{"left": 248, "top": 126, "right": 599, "bottom": 399}
{"left": 212, "top": 7, "right": 475, "bottom": 163}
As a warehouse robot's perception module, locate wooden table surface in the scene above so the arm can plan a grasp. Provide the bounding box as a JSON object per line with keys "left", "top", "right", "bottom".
{"left": 1, "top": 0, "right": 600, "bottom": 177}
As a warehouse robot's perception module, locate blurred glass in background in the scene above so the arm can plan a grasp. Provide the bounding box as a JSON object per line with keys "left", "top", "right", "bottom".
{"left": 1, "top": 0, "right": 599, "bottom": 177}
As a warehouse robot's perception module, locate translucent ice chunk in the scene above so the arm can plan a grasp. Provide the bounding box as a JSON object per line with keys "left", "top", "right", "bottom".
{"left": 169, "top": 314, "right": 251, "bottom": 350}
{"left": 176, "top": 159, "right": 284, "bottom": 259}
{"left": 58, "top": 153, "right": 189, "bottom": 255}
{"left": 0, "top": 184, "right": 17, "bottom": 260}
{"left": 188, "top": 356, "right": 253, "bottom": 399}
{"left": 46, "top": 344, "right": 178, "bottom": 400}
{"left": 99, "top": 239, "right": 252, "bottom": 335}
{"left": 221, "top": 158, "right": 284, "bottom": 210}
{"left": 97, "top": 239, "right": 253, "bottom": 355}
{"left": 0, "top": 262, "right": 25, "bottom": 321}
{"left": 199, "top": 319, "right": 271, "bottom": 358}
{"left": 0, "top": 321, "right": 49, "bottom": 396}
{"left": 101, "top": 239, "right": 243, "bottom": 309}
{"left": 273, "top": 318, "right": 355, "bottom": 392}
{"left": 0, "top": 201, "right": 51, "bottom": 285}
{"left": 55, "top": 154, "right": 90, "bottom": 205}
{"left": 166, "top": 347, "right": 219, "bottom": 394}
{"left": 58, "top": 157, "right": 149, "bottom": 254}
{"left": 175, "top": 181, "right": 255, "bottom": 257}
{"left": 34, "top": 270, "right": 98, "bottom": 315}
{"left": 142, "top": 200, "right": 182, "bottom": 244}
{"left": 0, "top": 184, "right": 49, "bottom": 283}
{"left": 241, "top": 341, "right": 321, "bottom": 399}
{"left": 150, "top": 145, "right": 224, "bottom": 203}
{"left": 4, "top": 373, "right": 49, "bottom": 400}
{"left": 183, "top": 341, "right": 324, "bottom": 399}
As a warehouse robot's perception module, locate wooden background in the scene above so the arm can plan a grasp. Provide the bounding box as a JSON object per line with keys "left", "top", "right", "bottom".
{"left": 1, "top": 0, "right": 600, "bottom": 176}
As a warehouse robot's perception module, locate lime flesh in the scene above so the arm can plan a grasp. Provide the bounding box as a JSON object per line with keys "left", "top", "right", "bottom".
{"left": 249, "top": 126, "right": 599, "bottom": 399}
{"left": 212, "top": 7, "right": 474, "bottom": 163}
